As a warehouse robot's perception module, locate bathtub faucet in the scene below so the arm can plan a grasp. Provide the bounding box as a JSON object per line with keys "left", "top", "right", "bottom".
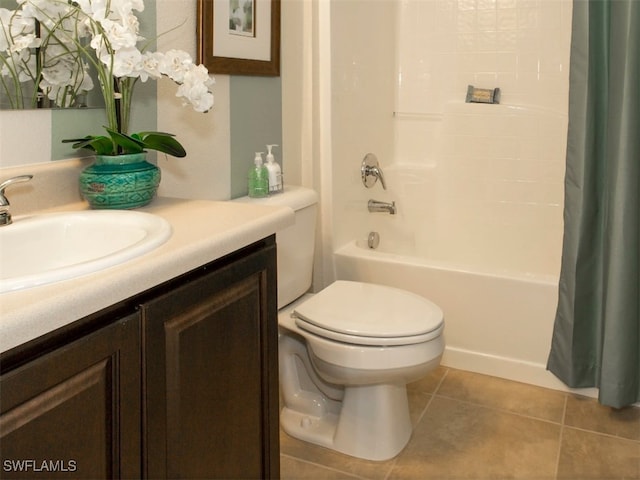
{"left": 368, "top": 199, "right": 396, "bottom": 215}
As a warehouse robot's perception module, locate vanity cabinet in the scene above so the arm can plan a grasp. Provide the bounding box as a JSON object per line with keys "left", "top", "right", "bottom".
{"left": 142, "top": 237, "right": 280, "bottom": 479}
{"left": 0, "top": 312, "right": 141, "bottom": 479}
{"left": 0, "top": 237, "right": 280, "bottom": 480}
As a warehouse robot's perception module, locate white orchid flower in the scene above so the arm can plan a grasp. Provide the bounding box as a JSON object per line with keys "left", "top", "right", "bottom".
{"left": 98, "top": 18, "right": 138, "bottom": 51}
{"left": 138, "top": 51, "right": 163, "bottom": 82}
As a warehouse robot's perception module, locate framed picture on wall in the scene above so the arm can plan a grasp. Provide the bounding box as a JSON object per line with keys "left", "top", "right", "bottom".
{"left": 198, "top": 0, "right": 280, "bottom": 76}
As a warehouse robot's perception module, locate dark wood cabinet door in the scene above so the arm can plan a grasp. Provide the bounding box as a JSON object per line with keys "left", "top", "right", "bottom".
{"left": 142, "top": 241, "right": 279, "bottom": 479}
{"left": 0, "top": 313, "right": 141, "bottom": 480}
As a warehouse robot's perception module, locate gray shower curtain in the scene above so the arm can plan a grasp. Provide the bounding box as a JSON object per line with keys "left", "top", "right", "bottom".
{"left": 546, "top": 0, "right": 640, "bottom": 408}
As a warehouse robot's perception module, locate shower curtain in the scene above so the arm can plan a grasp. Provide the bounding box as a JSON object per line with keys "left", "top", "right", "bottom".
{"left": 547, "top": 0, "right": 640, "bottom": 408}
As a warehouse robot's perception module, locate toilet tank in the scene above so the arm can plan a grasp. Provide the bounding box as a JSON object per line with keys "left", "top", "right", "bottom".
{"left": 233, "top": 186, "right": 318, "bottom": 308}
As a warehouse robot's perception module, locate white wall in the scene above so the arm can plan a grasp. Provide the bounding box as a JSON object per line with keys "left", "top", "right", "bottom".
{"left": 156, "top": 0, "right": 231, "bottom": 200}
{"left": 281, "top": 0, "right": 308, "bottom": 188}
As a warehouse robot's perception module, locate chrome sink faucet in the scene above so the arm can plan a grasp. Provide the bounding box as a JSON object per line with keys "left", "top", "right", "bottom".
{"left": 0, "top": 175, "right": 33, "bottom": 226}
{"left": 368, "top": 199, "right": 396, "bottom": 215}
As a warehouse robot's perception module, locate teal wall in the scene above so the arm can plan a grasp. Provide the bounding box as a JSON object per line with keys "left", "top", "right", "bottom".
{"left": 229, "top": 76, "right": 283, "bottom": 198}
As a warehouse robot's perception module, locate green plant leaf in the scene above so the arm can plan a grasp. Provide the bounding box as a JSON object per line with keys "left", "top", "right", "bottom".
{"left": 139, "top": 132, "right": 187, "bottom": 157}
{"left": 62, "top": 135, "right": 114, "bottom": 155}
{"left": 105, "top": 128, "right": 145, "bottom": 154}
{"left": 64, "top": 129, "right": 187, "bottom": 157}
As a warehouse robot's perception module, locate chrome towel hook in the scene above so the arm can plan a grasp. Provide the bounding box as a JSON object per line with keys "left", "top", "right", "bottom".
{"left": 361, "top": 153, "right": 387, "bottom": 190}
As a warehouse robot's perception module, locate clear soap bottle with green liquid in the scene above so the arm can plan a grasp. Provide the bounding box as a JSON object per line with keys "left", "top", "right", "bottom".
{"left": 248, "top": 152, "right": 269, "bottom": 198}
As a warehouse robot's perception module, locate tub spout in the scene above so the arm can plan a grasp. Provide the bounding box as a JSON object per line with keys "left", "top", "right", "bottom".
{"left": 368, "top": 199, "right": 396, "bottom": 215}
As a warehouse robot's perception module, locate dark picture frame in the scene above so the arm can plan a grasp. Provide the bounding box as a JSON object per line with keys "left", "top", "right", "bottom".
{"left": 197, "top": 0, "right": 280, "bottom": 76}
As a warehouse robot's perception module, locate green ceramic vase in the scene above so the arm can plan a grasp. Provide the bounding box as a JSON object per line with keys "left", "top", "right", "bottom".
{"left": 79, "top": 153, "right": 161, "bottom": 209}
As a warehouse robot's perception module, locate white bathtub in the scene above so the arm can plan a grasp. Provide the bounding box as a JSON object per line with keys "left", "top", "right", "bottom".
{"left": 334, "top": 239, "right": 572, "bottom": 392}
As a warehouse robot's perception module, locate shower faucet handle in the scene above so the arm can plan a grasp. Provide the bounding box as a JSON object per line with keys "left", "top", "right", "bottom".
{"left": 361, "top": 153, "right": 387, "bottom": 190}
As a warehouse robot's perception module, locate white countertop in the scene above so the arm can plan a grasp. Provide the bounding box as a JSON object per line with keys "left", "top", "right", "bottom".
{"left": 0, "top": 197, "right": 294, "bottom": 353}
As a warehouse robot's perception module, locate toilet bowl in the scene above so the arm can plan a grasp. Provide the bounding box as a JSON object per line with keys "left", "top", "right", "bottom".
{"left": 233, "top": 186, "right": 445, "bottom": 461}
{"left": 278, "top": 280, "right": 444, "bottom": 461}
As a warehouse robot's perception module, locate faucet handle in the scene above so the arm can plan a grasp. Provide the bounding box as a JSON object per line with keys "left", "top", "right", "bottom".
{"left": 361, "top": 153, "right": 387, "bottom": 190}
{"left": 0, "top": 175, "right": 33, "bottom": 207}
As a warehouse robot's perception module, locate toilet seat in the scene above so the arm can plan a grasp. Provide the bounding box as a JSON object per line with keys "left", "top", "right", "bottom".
{"left": 292, "top": 281, "right": 444, "bottom": 346}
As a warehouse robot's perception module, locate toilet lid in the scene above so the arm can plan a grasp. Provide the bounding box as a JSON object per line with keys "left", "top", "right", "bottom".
{"left": 292, "top": 280, "right": 444, "bottom": 346}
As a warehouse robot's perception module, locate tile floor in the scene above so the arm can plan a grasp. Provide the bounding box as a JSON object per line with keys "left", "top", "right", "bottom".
{"left": 280, "top": 367, "right": 640, "bottom": 480}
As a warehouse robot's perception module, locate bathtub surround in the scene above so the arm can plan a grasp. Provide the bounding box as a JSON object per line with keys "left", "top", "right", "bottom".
{"left": 547, "top": 0, "right": 640, "bottom": 409}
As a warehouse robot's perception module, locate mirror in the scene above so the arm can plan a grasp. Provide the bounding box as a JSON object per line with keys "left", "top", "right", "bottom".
{"left": 0, "top": 1, "right": 156, "bottom": 166}
{"left": 0, "top": 0, "right": 106, "bottom": 109}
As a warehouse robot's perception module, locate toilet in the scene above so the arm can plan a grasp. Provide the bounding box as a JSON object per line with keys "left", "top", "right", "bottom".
{"left": 235, "top": 186, "right": 444, "bottom": 461}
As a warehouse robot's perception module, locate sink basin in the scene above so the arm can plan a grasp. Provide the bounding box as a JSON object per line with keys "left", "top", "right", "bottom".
{"left": 0, "top": 210, "right": 172, "bottom": 293}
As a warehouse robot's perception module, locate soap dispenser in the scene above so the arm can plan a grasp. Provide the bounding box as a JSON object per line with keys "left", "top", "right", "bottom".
{"left": 264, "top": 144, "right": 283, "bottom": 193}
{"left": 248, "top": 152, "right": 269, "bottom": 198}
